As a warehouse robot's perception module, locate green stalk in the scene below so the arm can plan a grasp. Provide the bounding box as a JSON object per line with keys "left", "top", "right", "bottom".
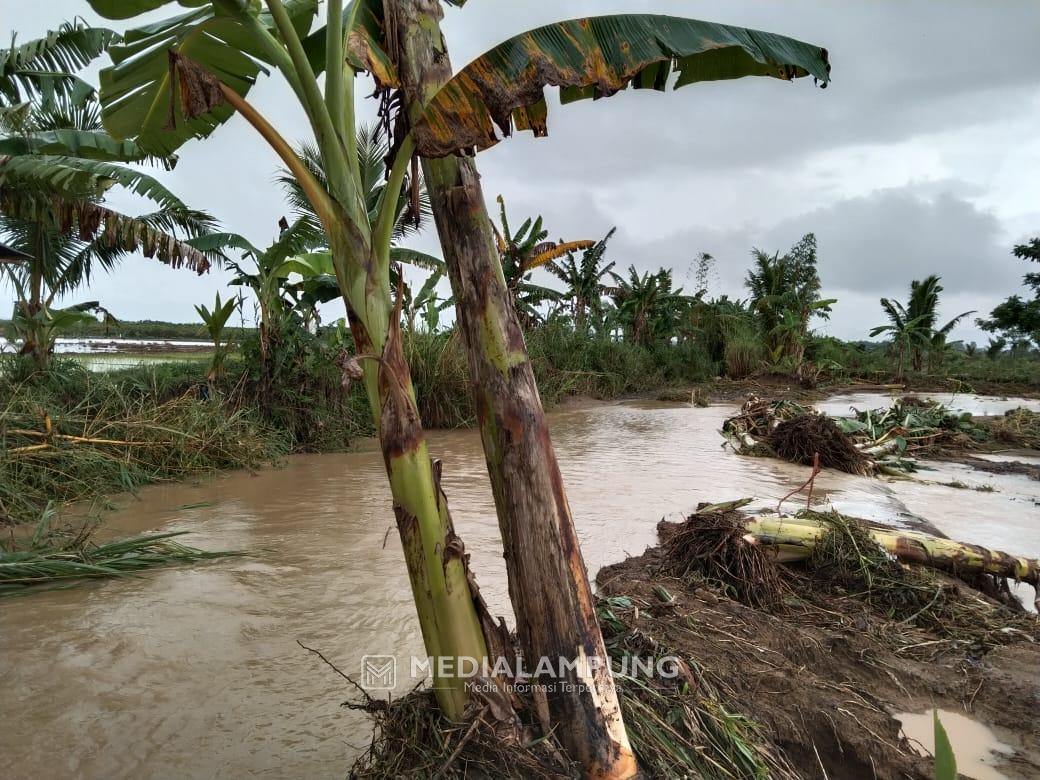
{"left": 341, "top": 63, "right": 359, "bottom": 182}
{"left": 325, "top": 0, "right": 345, "bottom": 140}
{"left": 207, "top": 5, "right": 492, "bottom": 718}
{"left": 373, "top": 134, "right": 415, "bottom": 272}
{"left": 329, "top": 225, "right": 487, "bottom": 719}
{"left": 264, "top": 0, "right": 359, "bottom": 221}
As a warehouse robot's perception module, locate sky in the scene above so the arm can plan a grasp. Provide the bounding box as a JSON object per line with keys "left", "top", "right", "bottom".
{"left": 4, "top": 0, "right": 1040, "bottom": 344}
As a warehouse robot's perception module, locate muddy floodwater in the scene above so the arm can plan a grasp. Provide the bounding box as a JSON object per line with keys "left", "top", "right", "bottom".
{"left": 898, "top": 708, "right": 1015, "bottom": 780}
{"left": 1, "top": 393, "right": 1038, "bottom": 778}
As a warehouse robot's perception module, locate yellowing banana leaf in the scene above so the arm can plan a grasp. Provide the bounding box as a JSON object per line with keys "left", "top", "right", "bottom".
{"left": 524, "top": 240, "right": 595, "bottom": 272}
{"left": 414, "top": 14, "right": 830, "bottom": 157}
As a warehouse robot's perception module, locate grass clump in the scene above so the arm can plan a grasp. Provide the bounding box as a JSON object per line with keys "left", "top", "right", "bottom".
{"left": 986, "top": 407, "right": 1040, "bottom": 449}
{"left": 802, "top": 510, "right": 1036, "bottom": 650}
{"left": 0, "top": 358, "right": 290, "bottom": 527}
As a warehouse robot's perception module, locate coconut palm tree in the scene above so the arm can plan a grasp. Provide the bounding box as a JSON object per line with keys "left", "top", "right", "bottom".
{"left": 89, "top": 1, "right": 831, "bottom": 771}
{"left": 545, "top": 227, "right": 616, "bottom": 331}
{"left": 0, "top": 21, "right": 220, "bottom": 371}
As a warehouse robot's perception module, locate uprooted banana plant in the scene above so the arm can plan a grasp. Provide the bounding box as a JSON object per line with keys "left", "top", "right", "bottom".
{"left": 89, "top": 1, "right": 831, "bottom": 774}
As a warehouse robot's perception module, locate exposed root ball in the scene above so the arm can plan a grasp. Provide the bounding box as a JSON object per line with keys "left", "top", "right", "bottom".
{"left": 662, "top": 509, "right": 787, "bottom": 610}
{"left": 768, "top": 413, "right": 871, "bottom": 475}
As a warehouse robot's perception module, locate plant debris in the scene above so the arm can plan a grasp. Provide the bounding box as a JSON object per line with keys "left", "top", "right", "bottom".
{"left": 722, "top": 395, "right": 1018, "bottom": 475}
{"left": 660, "top": 501, "right": 788, "bottom": 609}
{"left": 0, "top": 527, "right": 242, "bottom": 595}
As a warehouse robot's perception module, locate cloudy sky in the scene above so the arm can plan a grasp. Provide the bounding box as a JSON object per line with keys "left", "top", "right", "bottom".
{"left": 5, "top": 0, "right": 1039, "bottom": 343}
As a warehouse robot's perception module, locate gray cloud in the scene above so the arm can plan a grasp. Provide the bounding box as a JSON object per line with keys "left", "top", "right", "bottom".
{"left": 601, "top": 184, "right": 1025, "bottom": 342}
{"left": 2, "top": 0, "right": 1038, "bottom": 341}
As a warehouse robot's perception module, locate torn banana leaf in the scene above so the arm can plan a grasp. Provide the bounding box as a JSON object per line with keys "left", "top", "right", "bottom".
{"left": 414, "top": 14, "right": 830, "bottom": 157}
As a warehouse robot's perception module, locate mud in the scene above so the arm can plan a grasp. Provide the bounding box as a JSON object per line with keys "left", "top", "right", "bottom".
{"left": 597, "top": 541, "right": 1040, "bottom": 779}
{"left": 951, "top": 455, "right": 1040, "bottom": 481}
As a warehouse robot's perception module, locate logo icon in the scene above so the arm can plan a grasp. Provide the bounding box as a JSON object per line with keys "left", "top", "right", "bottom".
{"left": 361, "top": 655, "right": 396, "bottom": 689}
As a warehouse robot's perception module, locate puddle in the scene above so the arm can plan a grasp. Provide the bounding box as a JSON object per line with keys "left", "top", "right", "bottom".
{"left": 897, "top": 709, "right": 1014, "bottom": 780}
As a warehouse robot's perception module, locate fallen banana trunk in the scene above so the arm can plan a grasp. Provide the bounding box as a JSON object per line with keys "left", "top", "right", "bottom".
{"left": 745, "top": 515, "right": 1040, "bottom": 589}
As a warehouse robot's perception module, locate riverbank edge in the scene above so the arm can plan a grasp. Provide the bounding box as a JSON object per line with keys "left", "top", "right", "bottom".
{"left": 348, "top": 507, "right": 1040, "bottom": 779}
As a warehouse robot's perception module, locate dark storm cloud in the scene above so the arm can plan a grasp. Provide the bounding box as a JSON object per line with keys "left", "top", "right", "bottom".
{"left": 3, "top": 0, "right": 1038, "bottom": 327}
{"left": 447, "top": 0, "right": 1040, "bottom": 179}
{"left": 600, "top": 184, "right": 1025, "bottom": 341}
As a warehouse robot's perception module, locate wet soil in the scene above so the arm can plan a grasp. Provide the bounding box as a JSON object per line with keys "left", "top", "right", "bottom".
{"left": 677, "top": 375, "right": 1040, "bottom": 405}
{"left": 944, "top": 455, "right": 1040, "bottom": 482}
{"left": 597, "top": 536, "right": 1040, "bottom": 780}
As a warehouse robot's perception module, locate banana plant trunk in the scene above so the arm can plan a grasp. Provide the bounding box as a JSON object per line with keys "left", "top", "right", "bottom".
{"left": 325, "top": 236, "right": 488, "bottom": 722}
{"left": 204, "top": 52, "right": 489, "bottom": 721}
{"left": 391, "top": 3, "right": 638, "bottom": 777}
{"left": 747, "top": 515, "right": 1040, "bottom": 588}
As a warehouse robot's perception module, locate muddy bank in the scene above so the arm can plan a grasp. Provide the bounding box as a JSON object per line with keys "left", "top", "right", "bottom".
{"left": 596, "top": 524, "right": 1040, "bottom": 779}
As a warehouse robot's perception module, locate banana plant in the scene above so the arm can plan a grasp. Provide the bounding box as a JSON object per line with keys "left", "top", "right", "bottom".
{"left": 89, "top": 0, "right": 489, "bottom": 720}
{"left": 492, "top": 194, "right": 592, "bottom": 324}
{"left": 391, "top": 6, "right": 830, "bottom": 775}
{"left": 545, "top": 228, "right": 617, "bottom": 332}
{"left": 400, "top": 269, "right": 452, "bottom": 333}
{"left": 6, "top": 298, "right": 109, "bottom": 364}
{"left": 88, "top": 1, "right": 831, "bottom": 773}
{"left": 194, "top": 291, "right": 238, "bottom": 381}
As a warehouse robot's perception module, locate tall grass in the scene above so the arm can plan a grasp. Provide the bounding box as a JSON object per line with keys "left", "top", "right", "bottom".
{"left": 404, "top": 330, "right": 474, "bottom": 429}
{"left": 723, "top": 331, "right": 765, "bottom": 380}
{"left": 0, "top": 357, "right": 290, "bottom": 527}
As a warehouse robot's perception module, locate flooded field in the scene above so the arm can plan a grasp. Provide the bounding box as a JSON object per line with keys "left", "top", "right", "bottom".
{"left": 1, "top": 393, "right": 1037, "bottom": 778}
{"left": 0, "top": 337, "right": 211, "bottom": 372}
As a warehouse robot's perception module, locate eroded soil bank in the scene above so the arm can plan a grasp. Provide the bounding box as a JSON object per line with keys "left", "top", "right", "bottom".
{"left": 597, "top": 529, "right": 1040, "bottom": 780}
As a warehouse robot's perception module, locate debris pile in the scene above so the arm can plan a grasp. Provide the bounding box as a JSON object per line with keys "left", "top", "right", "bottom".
{"left": 723, "top": 395, "right": 1001, "bottom": 475}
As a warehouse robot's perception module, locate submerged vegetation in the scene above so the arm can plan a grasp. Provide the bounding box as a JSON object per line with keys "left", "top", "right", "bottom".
{"left": 0, "top": 358, "right": 290, "bottom": 527}
{"left": 0, "top": 525, "right": 242, "bottom": 595}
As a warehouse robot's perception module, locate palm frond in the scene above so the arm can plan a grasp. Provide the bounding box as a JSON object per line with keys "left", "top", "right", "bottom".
{"left": 0, "top": 22, "right": 118, "bottom": 107}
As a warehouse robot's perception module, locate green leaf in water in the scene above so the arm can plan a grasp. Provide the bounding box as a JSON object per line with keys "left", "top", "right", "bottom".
{"left": 933, "top": 710, "right": 957, "bottom": 780}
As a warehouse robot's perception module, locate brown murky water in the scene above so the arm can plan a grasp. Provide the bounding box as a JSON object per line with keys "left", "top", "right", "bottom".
{"left": 2, "top": 394, "right": 1038, "bottom": 779}
{"left": 898, "top": 708, "right": 1014, "bottom": 780}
